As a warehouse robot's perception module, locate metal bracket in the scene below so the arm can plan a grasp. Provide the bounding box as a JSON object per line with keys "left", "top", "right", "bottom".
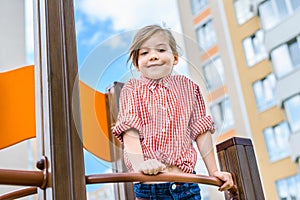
{"left": 36, "top": 156, "right": 48, "bottom": 189}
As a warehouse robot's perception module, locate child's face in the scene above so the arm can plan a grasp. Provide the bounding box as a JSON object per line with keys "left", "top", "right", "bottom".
{"left": 136, "top": 32, "right": 178, "bottom": 80}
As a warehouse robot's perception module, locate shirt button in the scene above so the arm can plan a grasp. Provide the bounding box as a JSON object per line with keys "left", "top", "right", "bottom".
{"left": 171, "top": 183, "right": 176, "bottom": 190}
{"left": 161, "top": 128, "right": 165, "bottom": 132}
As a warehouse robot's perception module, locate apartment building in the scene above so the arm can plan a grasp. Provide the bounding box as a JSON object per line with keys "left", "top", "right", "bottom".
{"left": 177, "top": 0, "right": 300, "bottom": 199}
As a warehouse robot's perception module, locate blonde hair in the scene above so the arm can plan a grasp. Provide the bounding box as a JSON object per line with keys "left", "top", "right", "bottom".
{"left": 127, "top": 24, "right": 179, "bottom": 67}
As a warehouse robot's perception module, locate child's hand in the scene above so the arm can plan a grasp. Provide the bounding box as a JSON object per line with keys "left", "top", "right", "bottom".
{"left": 213, "top": 171, "right": 234, "bottom": 191}
{"left": 138, "top": 159, "right": 166, "bottom": 175}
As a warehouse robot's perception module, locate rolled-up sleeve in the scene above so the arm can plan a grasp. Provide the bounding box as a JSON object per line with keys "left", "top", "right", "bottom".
{"left": 112, "top": 80, "right": 142, "bottom": 143}
{"left": 189, "top": 85, "right": 215, "bottom": 141}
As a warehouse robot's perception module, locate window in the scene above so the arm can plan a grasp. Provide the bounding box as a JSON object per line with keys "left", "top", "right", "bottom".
{"left": 275, "top": 0, "right": 289, "bottom": 19}
{"left": 288, "top": 39, "right": 300, "bottom": 67}
{"left": 291, "top": 0, "right": 300, "bottom": 10}
{"left": 259, "top": 0, "right": 300, "bottom": 30}
{"left": 210, "top": 97, "right": 234, "bottom": 133}
{"left": 259, "top": 0, "right": 278, "bottom": 29}
{"left": 284, "top": 94, "right": 300, "bottom": 132}
{"left": 271, "top": 44, "right": 294, "bottom": 78}
{"left": 243, "top": 30, "right": 267, "bottom": 67}
{"left": 203, "top": 57, "right": 225, "bottom": 90}
{"left": 234, "top": 0, "right": 255, "bottom": 24}
{"left": 276, "top": 174, "right": 300, "bottom": 200}
{"left": 196, "top": 19, "right": 217, "bottom": 51}
{"left": 263, "top": 122, "right": 291, "bottom": 162}
{"left": 271, "top": 36, "right": 300, "bottom": 78}
{"left": 252, "top": 73, "right": 276, "bottom": 111}
{"left": 190, "top": 0, "right": 208, "bottom": 15}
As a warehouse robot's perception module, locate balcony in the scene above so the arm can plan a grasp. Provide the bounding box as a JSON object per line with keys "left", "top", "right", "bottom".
{"left": 275, "top": 68, "right": 300, "bottom": 107}
{"left": 264, "top": 9, "right": 300, "bottom": 52}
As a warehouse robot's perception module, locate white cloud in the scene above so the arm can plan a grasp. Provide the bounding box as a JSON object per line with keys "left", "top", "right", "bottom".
{"left": 82, "top": 31, "right": 103, "bottom": 46}
{"left": 75, "top": 0, "right": 194, "bottom": 86}
{"left": 105, "top": 32, "right": 131, "bottom": 49}
{"left": 76, "top": 0, "right": 182, "bottom": 32}
{"left": 75, "top": 18, "right": 86, "bottom": 36}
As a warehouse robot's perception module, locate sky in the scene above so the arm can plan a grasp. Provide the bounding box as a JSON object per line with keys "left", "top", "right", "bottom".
{"left": 25, "top": 0, "right": 187, "bottom": 193}
{"left": 73, "top": 0, "right": 190, "bottom": 92}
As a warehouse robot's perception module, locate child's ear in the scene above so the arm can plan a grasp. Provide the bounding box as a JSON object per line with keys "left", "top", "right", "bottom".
{"left": 173, "top": 55, "right": 179, "bottom": 65}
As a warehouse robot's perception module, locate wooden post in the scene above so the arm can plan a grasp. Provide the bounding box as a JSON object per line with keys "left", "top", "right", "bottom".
{"left": 33, "top": 0, "right": 86, "bottom": 199}
{"left": 217, "top": 137, "right": 265, "bottom": 200}
{"left": 106, "top": 82, "right": 135, "bottom": 200}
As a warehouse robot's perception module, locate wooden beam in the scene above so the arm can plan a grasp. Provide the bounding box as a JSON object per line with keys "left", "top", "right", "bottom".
{"left": 217, "top": 137, "right": 265, "bottom": 200}
{"left": 106, "top": 82, "right": 135, "bottom": 200}
{"left": 33, "top": 0, "right": 86, "bottom": 199}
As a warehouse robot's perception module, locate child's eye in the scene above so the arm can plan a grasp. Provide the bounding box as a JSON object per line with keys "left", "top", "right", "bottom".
{"left": 158, "top": 49, "right": 166, "bottom": 52}
{"left": 140, "top": 51, "right": 148, "bottom": 55}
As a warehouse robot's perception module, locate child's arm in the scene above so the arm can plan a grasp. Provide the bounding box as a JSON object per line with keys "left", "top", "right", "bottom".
{"left": 123, "top": 129, "right": 166, "bottom": 175}
{"left": 195, "top": 131, "right": 233, "bottom": 191}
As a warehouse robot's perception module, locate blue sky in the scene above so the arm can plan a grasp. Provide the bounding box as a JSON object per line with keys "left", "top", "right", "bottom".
{"left": 26, "top": 0, "right": 186, "bottom": 192}
{"left": 73, "top": 0, "right": 187, "bottom": 92}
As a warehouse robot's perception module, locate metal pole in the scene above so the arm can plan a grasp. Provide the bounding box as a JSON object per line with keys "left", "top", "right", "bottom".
{"left": 0, "top": 169, "right": 43, "bottom": 187}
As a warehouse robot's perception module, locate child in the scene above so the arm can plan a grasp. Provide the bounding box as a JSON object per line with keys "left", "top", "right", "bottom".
{"left": 113, "top": 24, "right": 233, "bottom": 199}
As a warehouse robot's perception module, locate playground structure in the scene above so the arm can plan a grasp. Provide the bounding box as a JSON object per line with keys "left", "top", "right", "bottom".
{"left": 0, "top": 132, "right": 264, "bottom": 199}
{"left": 0, "top": 0, "right": 265, "bottom": 199}
{"left": 0, "top": 79, "right": 265, "bottom": 199}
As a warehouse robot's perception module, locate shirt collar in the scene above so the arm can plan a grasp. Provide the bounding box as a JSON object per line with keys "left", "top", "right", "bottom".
{"left": 140, "top": 75, "right": 171, "bottom": 91}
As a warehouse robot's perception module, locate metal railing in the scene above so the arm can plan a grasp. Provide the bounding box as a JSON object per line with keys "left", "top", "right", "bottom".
{"left": 0, "top": 169, "right": 238, "bottom": 200}
{"left": 0, "top": 137, "right": 265, "bottom": 200}
{"left": 0, "top": 156, "right": 47, "bottom": 200}
{"left": 0, "top": 187, "right": 37, "bottom": 200}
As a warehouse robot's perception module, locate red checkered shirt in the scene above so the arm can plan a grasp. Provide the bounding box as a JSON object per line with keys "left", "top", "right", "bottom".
{"left": 112, "top": 75, "right": 214, "bottom": 173}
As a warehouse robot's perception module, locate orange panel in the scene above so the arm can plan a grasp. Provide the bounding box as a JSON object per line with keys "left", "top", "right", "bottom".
{"left": 0, "top": 65, "right": 113, "bottom": 162}
{"left": 79, "top": 81, "right": 112, "bottom": 162}
{"left": 0, "top": 65, "right": 36, "bottom": 149}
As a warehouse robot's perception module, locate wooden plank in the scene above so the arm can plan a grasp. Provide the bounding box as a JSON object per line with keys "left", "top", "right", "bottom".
{"left": 225, "top": 145, "right": 246, "bottom": 200}
{"left": 216, "top": 137, "right": 265, "bottom": 200}
{"left": 106, "top": 82, "right": 135, "bottom": 200}
{"left": 216, "top": 137, "right": 252, "bottom": 152}
{"left": 33, "top": 0, "right": 86, "bottom": 199}
{"left": 245, "top": 146, "right": 265, "bottom": 199}
{"left": 235, "top": 145, "right": 256, "bottom": 200}
{"left": 217, "top": 150, "right": 227, "bottom": 171}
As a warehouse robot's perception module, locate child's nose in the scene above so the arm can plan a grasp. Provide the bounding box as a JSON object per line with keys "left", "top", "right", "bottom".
{"left": 149, "top": 51, "right": 158, "bottom": 61}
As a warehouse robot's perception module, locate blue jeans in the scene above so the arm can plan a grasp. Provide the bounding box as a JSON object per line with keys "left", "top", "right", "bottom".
{"left": 133, "top": 182, "right": 201, "bottom": 200}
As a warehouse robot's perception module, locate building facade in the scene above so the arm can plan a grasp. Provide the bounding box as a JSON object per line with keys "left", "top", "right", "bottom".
{"left": 177, "top": 0, "right": 300, "bottom": 199}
